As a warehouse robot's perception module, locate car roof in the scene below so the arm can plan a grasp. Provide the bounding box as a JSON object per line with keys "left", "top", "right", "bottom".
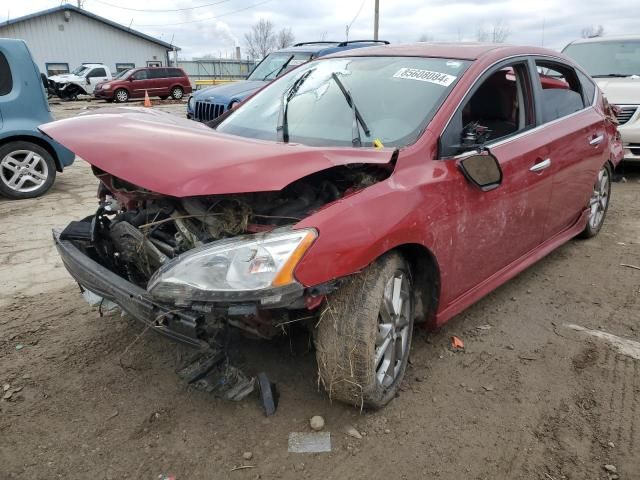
{"left": 325, "top": 42, "right": 563, "bottom": 61}
{"left": 566, "top": 35, "right": 640, "bottom": 46}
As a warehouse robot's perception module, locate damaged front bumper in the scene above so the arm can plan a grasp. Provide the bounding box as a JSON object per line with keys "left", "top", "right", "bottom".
{"left": 54, "top": 229, "right": 208, "bottom": 348}
{"left": 54, "top": 230, "right": 313, "bottom": 349}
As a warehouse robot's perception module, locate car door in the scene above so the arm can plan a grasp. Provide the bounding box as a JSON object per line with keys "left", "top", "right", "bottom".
{"left": 129, "top": 69, "right": 149, "bottom": 98}
{"left": 85, "top": 67, "right": 107, "bottom": 94}
{"left": 146, "top": 68, "right": 164, "bottom": 95}
{"left": 439, "top": 59, "right": 555, "bottom": 299}
{"left": 530, "top": 59, "right": 608, "bottom": 238}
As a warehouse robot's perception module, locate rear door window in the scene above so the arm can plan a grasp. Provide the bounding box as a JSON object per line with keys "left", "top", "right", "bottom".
{"left": 534, "top": 60, "right": 586, "bottom": 123}
{"left": 0, "top": 52, "right": 12, "bottom": 96}
{"left": 147, "top": 68, "right": 164, "bottom": 79}
{"left": 576, "top": 69, "right": 596, "bottom": 105}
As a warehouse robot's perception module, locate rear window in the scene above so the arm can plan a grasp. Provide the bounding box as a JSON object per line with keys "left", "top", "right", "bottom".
{"left": 535, "top": 61, "right": 585, "bottom": 123}
{"left": 168, "top": 68, "right": 183, "bottom": 77}
{"left": 87, "top": 68, "right": 106, "bottom": 78}
{"left": 0, "top": 52, "right": 12, "bottom": 96}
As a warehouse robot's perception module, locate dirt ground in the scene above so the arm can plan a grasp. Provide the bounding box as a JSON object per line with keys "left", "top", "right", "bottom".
{"left": 1, "top": 99, "right": 639, "bottom": 480}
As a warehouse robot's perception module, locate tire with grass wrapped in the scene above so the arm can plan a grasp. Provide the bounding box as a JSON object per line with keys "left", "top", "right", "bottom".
{"left": 315, "top": 252, "right": 414, "bottom": 409}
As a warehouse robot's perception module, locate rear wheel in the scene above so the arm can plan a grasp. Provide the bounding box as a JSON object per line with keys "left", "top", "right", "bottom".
{"left": 315, "top": 252, "right": 414, "bottom": 409}
{"left": 114, "top": 88, "right": 129, "bottom": 103}
{"left": 171, "top": 86, "right": 184, "bottom": 100}
{"left": 579, "top": 163, "right": 612, "bottom": 238}
{"left": 0, "top": 141, "right": 56, "bottom": 199}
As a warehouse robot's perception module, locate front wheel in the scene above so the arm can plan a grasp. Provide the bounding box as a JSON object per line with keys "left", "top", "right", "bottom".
{"left": 114, "top": 88, "right": 129, "bottom": 103}
{"left": 0, "top": 141, "right": 56, "bottom": 199}
{"left": 171, "top": 86, "right": 184, "bottom": 100}
{"left": 315, "top": 252, "right": 414, "bottom": 409}
{"left": 579, "top": 163, "right": 612, "bottom": 238}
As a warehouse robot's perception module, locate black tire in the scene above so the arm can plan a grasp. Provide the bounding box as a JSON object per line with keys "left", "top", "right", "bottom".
{"left": 0, "top": 141, "right": 57, "bottom": 199}
{"left": 114, "top": 88, "right": 129, "bottom": 103}
{"left": 171, "top": 86, "right": 184, "bottom": 100}
{"left": 579, "top": 162, "right": 612, "bottom": 239}
{"left": 315, "top": 252, "right": 415, "bottom": 409}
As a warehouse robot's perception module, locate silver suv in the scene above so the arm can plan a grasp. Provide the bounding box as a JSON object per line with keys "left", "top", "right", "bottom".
{"left": 564, "top": 36, "right": 640, "bottom": 162}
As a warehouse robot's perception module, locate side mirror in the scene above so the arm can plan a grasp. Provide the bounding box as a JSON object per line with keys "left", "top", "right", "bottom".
{"left": 458, "top": 152, "right": 502, "bottom": 192}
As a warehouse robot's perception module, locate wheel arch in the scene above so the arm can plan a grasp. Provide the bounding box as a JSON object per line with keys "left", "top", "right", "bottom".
{"left": 393, "top": 243, "right": 441, "bottom": 327}
{"left": 0, "top": 135, "right": 62, "bottom": 171}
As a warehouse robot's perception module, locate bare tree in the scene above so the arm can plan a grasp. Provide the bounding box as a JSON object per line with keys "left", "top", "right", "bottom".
{"left": 476, "top": 27, "right": 490, "bottom": 42}
{"left": 276, "top": 28, "right": 295, "bottom": 49}
{"left": 244, "top": 19, "right": 276, "bottom": 60}
{"left": 581, "top": 24, "right": 605, "bottom": 38}
{"left": 417, "top": 33, "right": 435, "bottom": 42}
{"left": 477, "top": 20, "right": 511, "bottom": 43}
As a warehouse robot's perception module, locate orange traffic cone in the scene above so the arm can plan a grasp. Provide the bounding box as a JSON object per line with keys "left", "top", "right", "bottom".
{"left": 143, "top": 90, "right": 152, "bottom": 107}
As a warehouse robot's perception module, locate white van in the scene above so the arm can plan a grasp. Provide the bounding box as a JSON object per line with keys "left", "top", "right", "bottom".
{"left": 563, "top": 36, "right": 640, "bottom": 162}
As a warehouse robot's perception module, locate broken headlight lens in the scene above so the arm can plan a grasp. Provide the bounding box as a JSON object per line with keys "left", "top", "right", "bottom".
{"left": 147, "top": 229, "right": 316, "bottom": 300}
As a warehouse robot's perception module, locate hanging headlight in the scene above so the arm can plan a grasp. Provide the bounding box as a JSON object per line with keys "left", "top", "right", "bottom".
{"left": 147, "top": 229, "right": 317, "bottom": 302}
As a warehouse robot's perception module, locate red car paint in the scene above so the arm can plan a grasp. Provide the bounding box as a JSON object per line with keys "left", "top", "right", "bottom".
{"left": 41, "top": 108, "right": 393, "bottom": 196}
{"left": 41, "top": 43, "right": 623, "bottom": 330}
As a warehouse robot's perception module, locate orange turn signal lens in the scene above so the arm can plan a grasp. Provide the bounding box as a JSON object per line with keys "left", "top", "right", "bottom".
{"left": 271, "top": 230, "right": 317, "bottom": 287}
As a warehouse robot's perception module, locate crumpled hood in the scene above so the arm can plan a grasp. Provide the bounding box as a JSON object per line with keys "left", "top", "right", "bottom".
{"left": 39, "top": 108, "right": 393, "bottom": 197}
{"left": 49, "top": 74, "right": 83, "bottom": 83}
{"left": 193, "top": 80, "right": 267, "bottom": 102}
{"left": 595, "top": 76, "right": 640, "bottom": 104}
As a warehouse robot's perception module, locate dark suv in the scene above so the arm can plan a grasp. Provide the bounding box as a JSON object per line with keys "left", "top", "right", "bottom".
{"left": 187, "top": 40, "right": 389, "bottom": 122}
{"left": 94, "top": 67, "right": 192, "bottom": 103}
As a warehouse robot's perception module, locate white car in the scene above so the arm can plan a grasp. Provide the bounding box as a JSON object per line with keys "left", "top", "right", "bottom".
{"left": 563, "top": 36, "right": 640, "bottom": 162}
{"left": 48, "top": 63, "right": 111, "bottom": 100}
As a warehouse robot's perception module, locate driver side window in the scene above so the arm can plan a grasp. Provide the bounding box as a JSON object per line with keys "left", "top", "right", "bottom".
{"left": 132, "top": 70, "right": 148, "bottom": 81}
{"left": 440, "top": 62, "right": 534, "bottom": 158}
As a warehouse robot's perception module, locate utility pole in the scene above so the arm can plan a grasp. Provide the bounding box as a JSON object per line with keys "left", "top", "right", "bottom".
{"left": 373, "top": 0, "right": 379, "bottom": 41}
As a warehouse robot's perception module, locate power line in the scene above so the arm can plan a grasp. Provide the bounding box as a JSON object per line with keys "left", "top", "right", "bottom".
{"left": 90, "top": 0, "right": 234, "bottom": 13}
{"left": 133, "top": 0, "right": 273, "bottom": 27}
{"left": 348, "top": 0, "right": 367, "bottom": 30}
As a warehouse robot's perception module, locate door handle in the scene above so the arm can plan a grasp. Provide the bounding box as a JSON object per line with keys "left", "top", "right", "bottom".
{"left": 530, "top": 158, "right": 551, "bottom": 172}
{"left": 589, "top": 134, "right": 604, "bottom": 146}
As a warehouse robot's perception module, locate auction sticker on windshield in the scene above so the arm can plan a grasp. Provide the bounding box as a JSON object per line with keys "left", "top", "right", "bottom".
{"left": 393, "top": 68, "right": 457, "bottom": 87}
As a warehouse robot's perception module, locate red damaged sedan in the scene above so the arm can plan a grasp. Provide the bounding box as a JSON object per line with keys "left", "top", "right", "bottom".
{"left": 43, "top": 43, "right": 622, "bottom": 408}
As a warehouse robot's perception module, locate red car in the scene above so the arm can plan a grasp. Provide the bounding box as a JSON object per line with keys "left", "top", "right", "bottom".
{"left": 44, "top": 43, "right": 622, "bottom": 408}
{"left": 94, "top": 66, "right": 192, "bottom": 103}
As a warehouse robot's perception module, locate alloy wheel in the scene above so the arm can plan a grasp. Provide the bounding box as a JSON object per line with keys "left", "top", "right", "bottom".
{"left": 172, "top": 87, "right": 183, "bottom": 99}
{"left": 375, "top": 271, "right": 411, "bottom": 389}
{"left": 115, "top": 90, "right": 128, "bottom": 102}
{"left": 588, "top": 166, "right": 610, "bottom": 230}
{"left": 0, "top": 150, "right": 49, "bottom": 193}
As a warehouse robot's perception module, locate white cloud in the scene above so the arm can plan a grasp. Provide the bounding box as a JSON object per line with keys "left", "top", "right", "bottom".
{"left": 7, "top": 0, "right": 637, "bottom": 58}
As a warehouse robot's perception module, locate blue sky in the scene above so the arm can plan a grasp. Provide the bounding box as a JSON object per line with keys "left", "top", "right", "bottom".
{"left": 8, "top": 0, "right": 638, "bottom": 59}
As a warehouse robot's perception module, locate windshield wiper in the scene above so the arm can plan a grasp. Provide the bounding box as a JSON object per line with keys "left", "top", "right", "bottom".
{"left": 330, "top": 72, "right": 371, "bottom": 147}
{"left": 262, "top": 55, "right": 294, "bottom": 81}
{"left": 591, "top": 73, "right": 630, "bottom": 78}
{"left": 276, "top": 69, "right": 314, "bottom": 143}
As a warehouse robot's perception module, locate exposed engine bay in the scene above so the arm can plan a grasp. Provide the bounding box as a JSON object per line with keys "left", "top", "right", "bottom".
{"left": 60, "top": 162, "right": 392, "bottom": 343}
{"left": 91, "top": 163, "right": 389, "bottom": 287}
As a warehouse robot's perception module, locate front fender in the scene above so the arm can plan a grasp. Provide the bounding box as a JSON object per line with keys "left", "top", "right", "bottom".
{"left": 293, "top": 166, "right": 443, "bottom": 287}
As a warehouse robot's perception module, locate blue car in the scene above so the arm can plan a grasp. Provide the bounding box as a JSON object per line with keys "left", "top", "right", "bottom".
{"left": 187, "top": 40, "right": 389, "bottom": 122}
{"left": 0, "top": 39, "right": 74, "bottom": 199}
